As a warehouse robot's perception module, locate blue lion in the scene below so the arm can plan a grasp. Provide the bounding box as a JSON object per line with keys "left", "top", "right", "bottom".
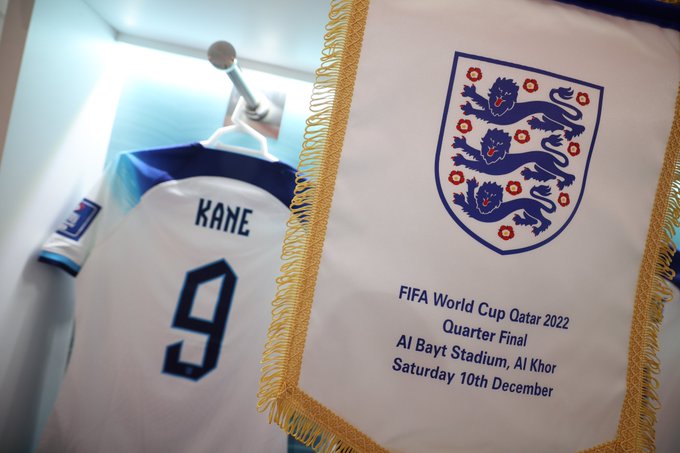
{"left": 453, "top": 178, "right": 556, "bottom": 236}
{"left": 452, "top": 129, "right": 575, "bottom": 190}
{"left": 460, "top": 77, "right": 585, "bottom": 140}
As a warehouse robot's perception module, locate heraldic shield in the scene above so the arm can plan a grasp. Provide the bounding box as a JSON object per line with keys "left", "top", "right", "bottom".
{"left": 435, "top": 52, "right": 604, "bottom": 254}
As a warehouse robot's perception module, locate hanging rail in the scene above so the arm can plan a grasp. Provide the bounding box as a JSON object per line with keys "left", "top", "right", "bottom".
{"left": 207, "top": 41, "right": 269, "bottom": 121}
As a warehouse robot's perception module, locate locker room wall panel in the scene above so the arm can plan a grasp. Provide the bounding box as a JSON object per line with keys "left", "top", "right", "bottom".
{"left": 104, "top": 43, "right": 314, "bottom": 169}
{"left": 104, "top": 45, "right": 233, "bottom": 162}
{"left": 0, "top": 0, "right": 119, "bottom": 450}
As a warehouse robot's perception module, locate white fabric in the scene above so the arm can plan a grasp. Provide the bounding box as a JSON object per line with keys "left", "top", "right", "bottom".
{"left": 38, "top": 147, "right": 291, "bottom": 452}
{"left": 295, "top": 1, "right": 680, "bottom": 452}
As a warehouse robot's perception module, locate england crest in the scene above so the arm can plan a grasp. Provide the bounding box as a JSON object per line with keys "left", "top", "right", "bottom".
{"left": 435, "top": 52, "right": 603, "bottom": 254}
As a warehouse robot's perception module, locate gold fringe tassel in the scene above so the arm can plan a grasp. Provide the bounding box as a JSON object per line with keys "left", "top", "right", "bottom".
{"left": 585, "top": 84, "right": 680, "bottom": 453}
{"left": 258, "top": 0, "right": 374, "bottom": 452}
{"left": 627, "top": 84, "right": 680, "bottom": 453}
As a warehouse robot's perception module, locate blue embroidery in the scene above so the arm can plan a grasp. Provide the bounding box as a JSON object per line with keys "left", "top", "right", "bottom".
{"left": 452, "top": 132, "right": 575, "bottom": 190}
{"left": 460, "top": 79, "right": 585, "bottom": 140}
{"left": 453, "top": 178, "right": 556, "bottom": 236}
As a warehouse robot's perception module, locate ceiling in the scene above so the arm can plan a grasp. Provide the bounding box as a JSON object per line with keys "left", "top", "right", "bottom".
{"left": 83, "top": 0, "right": 331, "bottom": 78}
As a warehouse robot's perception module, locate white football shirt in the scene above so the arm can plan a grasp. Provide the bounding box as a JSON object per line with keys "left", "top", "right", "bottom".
{"left": 38, "top": 144, "right": 296, "bottom": 452}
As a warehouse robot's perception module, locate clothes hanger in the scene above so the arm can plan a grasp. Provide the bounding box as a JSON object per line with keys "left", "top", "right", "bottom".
{"left": 200, "top": 97, "right": 277, "bottom": 162}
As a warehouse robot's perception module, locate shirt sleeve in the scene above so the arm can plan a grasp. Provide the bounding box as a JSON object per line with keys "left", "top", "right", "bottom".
{"left": 38, "top": 156, "right": 130, "bottom": 276}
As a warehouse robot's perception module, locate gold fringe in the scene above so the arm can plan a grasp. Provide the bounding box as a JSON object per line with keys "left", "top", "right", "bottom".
{"left": 258, "top": 0, "right": 379, "bottom": 452}
{"left": 582, "top": 85, "right": 680, "bottom": 453}
{"left": 594, "top": 18, "right": 678, "bottom": 453}
{"left": 616, "top": 84, "right": 680, "bottom": 452}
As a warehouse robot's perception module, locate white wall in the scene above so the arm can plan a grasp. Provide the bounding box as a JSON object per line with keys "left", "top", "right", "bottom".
{"left": 0, "top": 0, "right": 121, "bottom": 450}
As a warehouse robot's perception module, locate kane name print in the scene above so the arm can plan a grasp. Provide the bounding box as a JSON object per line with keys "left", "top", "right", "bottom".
{"left": 435, "top": 52, "right": 604, "bottom": 254}
{"left": 195, "top": 197, "right": 253, "bottom": 236}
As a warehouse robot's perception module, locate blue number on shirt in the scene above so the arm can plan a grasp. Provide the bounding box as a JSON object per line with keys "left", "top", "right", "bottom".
{"left": 163, "top": 259, "right": 237, "bottom": 381}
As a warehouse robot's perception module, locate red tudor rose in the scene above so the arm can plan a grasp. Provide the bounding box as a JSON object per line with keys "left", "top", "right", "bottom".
{"left": 448, "top": 170, "right": 465, "bottom": 185}
{"left": 466, "top": 67, "right": 482, "bottom": 82}
{"left": 576, "top": 92, "right": 590, "bottom": 106}
{"left": 505, "top": 181, "right": 522, "bottom": 195}
{"left": 498, "top": 225, "right": 515, "bottom": 240}
{"left": 456, "top": 119, "right": 473, "bottom": 134}
{"left": 514, "top": 129, "right": 530, "bottom": 144}
{"left": 567, "top": 142, "right": 581, "bottom": 157}
{"left": 523, "top": 78, "right": 539, "bottom": 93}
{"left": 558, "top": 192, "right": 570, "bottom": 207}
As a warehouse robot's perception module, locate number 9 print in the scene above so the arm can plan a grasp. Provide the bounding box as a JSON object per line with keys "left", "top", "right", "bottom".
{"left": 163, "top": 259, "right": 237, "bottom": 381}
